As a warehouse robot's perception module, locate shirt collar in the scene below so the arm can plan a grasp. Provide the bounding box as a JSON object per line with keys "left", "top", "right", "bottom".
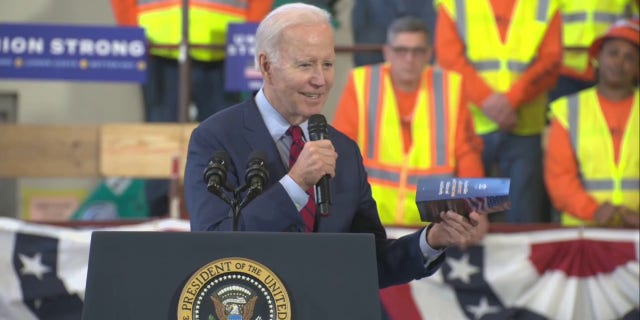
{"left": 255, "top": 88, "right": 309, "bottom": 141}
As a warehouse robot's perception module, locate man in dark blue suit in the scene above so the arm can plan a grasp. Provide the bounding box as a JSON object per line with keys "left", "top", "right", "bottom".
{"left": 184, "top": 3, "right": 481, "bottom": 289}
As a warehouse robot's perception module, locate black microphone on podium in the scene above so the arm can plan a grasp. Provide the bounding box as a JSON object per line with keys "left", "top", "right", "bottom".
{"left": 203, "top": 150, "right": 231, "bottom": 204}
{"left": 240, "top": 151, "right": 269, "bottom": 208}
{"left": 308, "top": 114, "right": 331, "bottom": 216}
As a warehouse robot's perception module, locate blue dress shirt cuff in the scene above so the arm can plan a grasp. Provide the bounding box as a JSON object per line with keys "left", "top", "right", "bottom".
{"left": 420, "top": 226, "right": 446, "bottom": 266}
{"left": 280, "top": 175, "right": 309, "bottom": 211}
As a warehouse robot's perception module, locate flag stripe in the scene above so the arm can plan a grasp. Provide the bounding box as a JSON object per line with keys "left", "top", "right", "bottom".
{"left": 530, "top": 240, "right": 636, "bottom": 276}
{"left": 379, "top": 284, "right": 422, "bottom": 319}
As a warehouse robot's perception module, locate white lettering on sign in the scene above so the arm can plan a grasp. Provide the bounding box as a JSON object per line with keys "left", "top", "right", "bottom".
{"left": 49, "top": 38, "right": 145, "bottom": 57}
{"left": 0, "top": 36, "right": 45, "bottom": 54}
{"left": 227, "top": 32, "right": 256, "bottom": 57}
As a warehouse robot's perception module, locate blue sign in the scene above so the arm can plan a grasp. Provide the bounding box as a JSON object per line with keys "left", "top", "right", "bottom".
{"left": 0, "top": 23, "right": 147, "bottom": 82}
{"left": 224, "top": 23, "right": 262, "bottom": 92}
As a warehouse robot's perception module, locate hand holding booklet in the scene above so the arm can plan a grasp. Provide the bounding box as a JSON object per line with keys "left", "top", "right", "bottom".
{"left": 415, "top": 177, "right": 510, "bottom": 222}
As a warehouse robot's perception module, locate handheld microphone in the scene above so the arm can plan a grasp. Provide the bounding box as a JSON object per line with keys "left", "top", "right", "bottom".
{"left": 308, "top": 114, "right": 331, "bottom": 216}
{"left": 203, "top": 150, "right": 231, "bottom": 203}
{"left": 240, "top": 151, "right": 269, "bottom": 207}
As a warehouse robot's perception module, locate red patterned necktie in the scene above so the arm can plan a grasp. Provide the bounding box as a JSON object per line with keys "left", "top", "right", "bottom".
{"left": 287, "top": 125, "right": 316, "bottom": 232}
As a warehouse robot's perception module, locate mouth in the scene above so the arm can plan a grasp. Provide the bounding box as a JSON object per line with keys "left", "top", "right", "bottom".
{"left": 604, "top": 68, "right": 626, "bottom": 79}
{"left": 301, "top": 92, "right": 323, "bottom": 99}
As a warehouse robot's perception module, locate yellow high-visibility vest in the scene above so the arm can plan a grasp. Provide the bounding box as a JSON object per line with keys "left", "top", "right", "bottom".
{"left": 352, "top": 64, "right": 462, "bottom": 226}
{"left": 137, "top": 0, "right": 247, "bottom": 61}
{"left": 560, "top": 0, "right": 638, "bottom": 75}
{"left": 549, "top": 88, "right": 639, "bottom": 226}
{"left": 439, "top": 0, "right": 557, "bottom": 135}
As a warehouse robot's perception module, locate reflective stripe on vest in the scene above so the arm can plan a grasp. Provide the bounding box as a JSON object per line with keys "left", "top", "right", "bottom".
{"left": 366, "top": 167, "right": 455, "bottom": 189}
{"left": 137, "top": 0, "right": 246, "bottom": 61}
{"left": 138, "top": 0, "right": 246, "bottom": 12}
{"left": 551, "top": 88, "right": 640, "bottom": 226}
{"left": 562, "top": 12, "right": 619, "bottom": 23}
{"left": 364, "top": 66, "right": 450, "bottom": 168}
{"left": 582, "top": 179, "right": 640, "bottom": 191}
{"left": 442, "top": 0, "right": 555, "bottom": 135}
{"left": 366, "top": 167, "right": 400, "bottom": 185}
{"left": 567, "top": 94, "right": 579, "bottom": 149}
{"left": 365, "top": 65, "right": 381, "bottom": 159}
{"left": 472, "top": 60, "right": 529, "bottom": 73}
{"left": 433, "top": 71, "right": 448, "bottom": 167}
{"left": 352, "top": 64, "right": 460, "bottom": 225}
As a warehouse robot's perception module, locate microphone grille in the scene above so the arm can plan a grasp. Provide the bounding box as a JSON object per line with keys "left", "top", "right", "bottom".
{"left": 211, "top": 150, "right": 230, "bottom": 167}
{"left": 203, "top": 150, "right": 229, "bottom": 184}
{"left": 308, "top": 114, "right": 328, "bottom": 136}
{"left": 248, "top": 150, "right": 268, "bottom": 162}
{"left": 245, "top": 150, "right": 269, "bottom": 183}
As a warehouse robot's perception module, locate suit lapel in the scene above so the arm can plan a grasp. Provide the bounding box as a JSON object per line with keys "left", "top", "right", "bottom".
{"left": 240, "top": 100, "right": 288, "bottom": 185}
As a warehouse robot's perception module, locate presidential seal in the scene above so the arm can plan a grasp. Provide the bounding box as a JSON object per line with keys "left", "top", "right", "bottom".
{"left": 178, "top": 257, "right": 291, "bottom": 320}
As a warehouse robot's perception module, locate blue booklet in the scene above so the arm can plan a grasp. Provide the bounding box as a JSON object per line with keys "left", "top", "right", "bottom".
{"left": 415, "top": 177, "right": 510, "bottom": 222}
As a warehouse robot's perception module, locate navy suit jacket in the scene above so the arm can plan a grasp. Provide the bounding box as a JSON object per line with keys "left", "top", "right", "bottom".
{"left": 184, "top": 98, "right": 443, "bottom": 288}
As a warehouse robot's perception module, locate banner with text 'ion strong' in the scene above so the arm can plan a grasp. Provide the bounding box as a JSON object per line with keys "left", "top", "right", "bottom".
{"left": 0, "top": 23, "right": 147, "bottom": 82}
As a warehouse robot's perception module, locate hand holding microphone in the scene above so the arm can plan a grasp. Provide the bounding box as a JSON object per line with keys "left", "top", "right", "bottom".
{"left": 308, "top": 114, "right": 333, "bottom": 216}
{"left": 288, "top": 140, "right": 336, "bottom": 189}
{"left": 286, "top": 116, "right": 335, "bottom": 216}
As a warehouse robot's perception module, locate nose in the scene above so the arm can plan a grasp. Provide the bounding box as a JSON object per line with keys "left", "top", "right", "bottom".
{"left": 310, "top": 66, "right": 326, "bottom": 87}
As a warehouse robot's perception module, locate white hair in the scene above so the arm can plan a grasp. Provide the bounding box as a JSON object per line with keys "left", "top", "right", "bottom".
{"left": 254, "top": 3, "right": 332, "bottom": 67}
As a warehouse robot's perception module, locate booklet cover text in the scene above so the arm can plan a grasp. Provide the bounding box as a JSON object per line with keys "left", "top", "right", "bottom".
{"left": 415, "top": 177, "right": 510, "bottom": 222}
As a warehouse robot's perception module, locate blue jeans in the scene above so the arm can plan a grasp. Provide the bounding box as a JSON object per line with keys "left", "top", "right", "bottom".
{"left": 142, "top": 55, "right": 242, "bottom": 216}
{"left": 481, "top": 132, "right": 550, "bottom": 223}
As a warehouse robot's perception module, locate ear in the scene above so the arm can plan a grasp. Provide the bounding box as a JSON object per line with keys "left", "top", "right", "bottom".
{"left": 258, "top": 52, "right": 270, "bottom": 78}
